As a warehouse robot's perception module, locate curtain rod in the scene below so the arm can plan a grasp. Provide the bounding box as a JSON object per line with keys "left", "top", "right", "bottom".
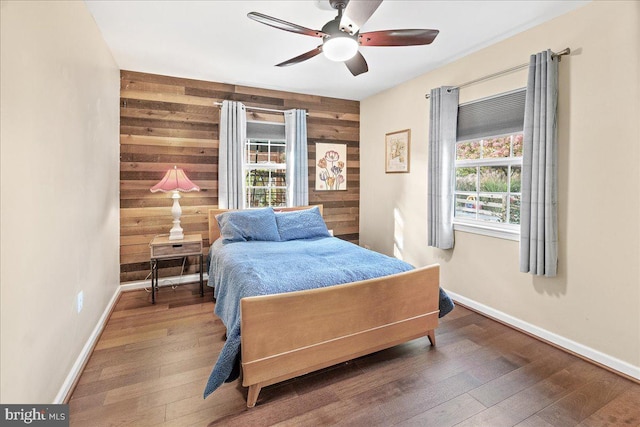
{"left": 424, "top": 48, "right": 570, "bottom": 99}
{"left": 213, "top": 101, "right": 308, "bottom": 115}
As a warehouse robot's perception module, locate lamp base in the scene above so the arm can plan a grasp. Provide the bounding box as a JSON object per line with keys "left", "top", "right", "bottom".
{"left": 168, "top": 191, "right": 184, "bottom": 240}
{"left": 169, "top": 226, "right": 184, "bottom": 241}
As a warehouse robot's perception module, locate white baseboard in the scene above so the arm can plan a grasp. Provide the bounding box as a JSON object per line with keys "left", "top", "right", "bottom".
{"left": 445, "top": 290, "right": 640, "bottom": 381}
{"left": 54, "top": 285, "right": 122, "bottom": 404}
{"left": 54, "top": 273, "right": 211, "bottom": 403}
{"left": 120, "top": 273, "right": 209, "bottom": 291}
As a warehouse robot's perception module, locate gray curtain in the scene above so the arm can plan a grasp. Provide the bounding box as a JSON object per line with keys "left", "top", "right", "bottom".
{"left": 520, "top": 49, "right": 559, "bottom": 276}
{"left": 428, "top": 87, "right": 459, "bottom": 249}
{"left": 218, "top": 100, "right": 246, "bottom": 209}
{"left": 284, "top": 109, "right": 308, "bottom": 206}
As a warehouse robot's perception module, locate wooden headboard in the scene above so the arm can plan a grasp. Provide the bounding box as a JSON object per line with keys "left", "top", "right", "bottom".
{"left": 208, "top": 205, "right": 324, "bottom": 244}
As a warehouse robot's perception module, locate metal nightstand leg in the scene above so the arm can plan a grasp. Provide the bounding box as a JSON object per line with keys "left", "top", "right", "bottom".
{"left": 151, "top": 259, "right": 158, "bottom": 304}
{"left": 199, "top": 253, "right": 204, "bottom": 297}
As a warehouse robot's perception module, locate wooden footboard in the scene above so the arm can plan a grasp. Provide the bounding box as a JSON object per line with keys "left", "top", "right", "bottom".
{"left": 240, "top": 264, "right": 440, "bottom": 407}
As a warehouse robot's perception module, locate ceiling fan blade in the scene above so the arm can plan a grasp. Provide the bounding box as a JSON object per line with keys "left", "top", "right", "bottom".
{"left": 345, "top": 51, "right": 368, "bottom": 76}
{"left": 248, "top": 12, "right": 326, "bottom": 38}
{"left": 340, "top": 0, "right": 383, "bottom": 35}
{"left": 359, "top": 29, "right": 439, "bottom": 46}
{"left": 276, "top": 46, "right": 323, "bottom": 67}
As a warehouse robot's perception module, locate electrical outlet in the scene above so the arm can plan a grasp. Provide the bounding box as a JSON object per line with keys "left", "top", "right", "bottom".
{"left": 77, "top": 291, "right": 83, "bottom": 314}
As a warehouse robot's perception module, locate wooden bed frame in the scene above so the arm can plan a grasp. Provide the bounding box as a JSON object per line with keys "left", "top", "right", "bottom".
{"left": 208, "top": 206, "right": 441, "bottom": 407}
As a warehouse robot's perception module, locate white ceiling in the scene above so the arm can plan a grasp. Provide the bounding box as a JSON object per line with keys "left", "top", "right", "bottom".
{"left": 85, "top": 0, "right": 589, "bottom": 101}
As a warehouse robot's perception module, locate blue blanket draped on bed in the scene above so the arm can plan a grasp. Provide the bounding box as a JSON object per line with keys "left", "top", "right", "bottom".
{"left": 203, "top": 237, "right": 454, "bottom": 398}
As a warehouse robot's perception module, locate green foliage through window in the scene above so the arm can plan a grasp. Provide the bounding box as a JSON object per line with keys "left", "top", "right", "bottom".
{"left": 245, "top": 138, "right": 287, "bottom": 208}
{"left": 455, "top": 133, "right": 522, "bottom": 226}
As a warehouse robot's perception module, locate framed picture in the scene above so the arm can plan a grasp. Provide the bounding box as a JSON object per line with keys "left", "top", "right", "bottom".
{"left": 385, "top": 129, "right": 411, "bottom": 173}
{"left": 315, "top": 143, "right": 347, "bottom": 191}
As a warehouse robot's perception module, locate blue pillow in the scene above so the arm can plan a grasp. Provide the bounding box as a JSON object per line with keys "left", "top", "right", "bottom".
{"left": 216, "top": 208, "right": 280, "bottom": 243}
{"left": 275, "top": 206, "right": 331, "bottom": 241}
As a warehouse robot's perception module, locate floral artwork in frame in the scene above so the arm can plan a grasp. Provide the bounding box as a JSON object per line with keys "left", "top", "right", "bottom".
{"left": 385, "top": 129, "right": 411, "bottom": 173}
{"left": 315, "top": 143, "right": 347, "bottom": 191}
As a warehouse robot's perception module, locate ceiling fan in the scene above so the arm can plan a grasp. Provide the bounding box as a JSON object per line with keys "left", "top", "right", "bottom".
{"left": 247, "top": 0, "right": 439, "bottom": 76}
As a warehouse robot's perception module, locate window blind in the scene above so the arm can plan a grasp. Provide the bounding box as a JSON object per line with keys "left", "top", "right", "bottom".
{"left": 457, "top": 88, "right": 526, "bottom": 142}
{"left": 247, "top": 121, "right": 285, "bottom": 140}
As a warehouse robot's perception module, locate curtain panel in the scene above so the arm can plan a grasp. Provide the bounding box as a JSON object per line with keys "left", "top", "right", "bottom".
{"left": 427, "top": 87, "right": 459, "bottom": 249}
{"left": 284, "top": 109, "right": 309, "bottom": 206}
{"left": 218, "top": 100, "right": 246, "bottom": 209}
{"left": 519, "top": 49, "right": 559, "bottom": 276}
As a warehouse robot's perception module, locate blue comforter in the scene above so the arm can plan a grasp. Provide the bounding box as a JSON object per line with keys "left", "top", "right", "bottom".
{"left": 203, "top": 237, "right": 453, "bottom": 398}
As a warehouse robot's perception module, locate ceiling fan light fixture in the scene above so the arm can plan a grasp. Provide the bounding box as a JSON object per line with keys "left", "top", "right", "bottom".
{"left": 248, "top": 0, "right": 439, "bottom": 76}
{"left": 323, "top": 36, "right": 358, "bottom": 62}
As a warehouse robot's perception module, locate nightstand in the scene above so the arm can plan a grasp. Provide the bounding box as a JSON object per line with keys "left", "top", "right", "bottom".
{"left": 149, "top": 233, "right": 204, "bottom": 304}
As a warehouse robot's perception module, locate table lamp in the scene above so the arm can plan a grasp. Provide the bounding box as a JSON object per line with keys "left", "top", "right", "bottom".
{"left": 150, "top": 166, "right": 200, "bottom": 240}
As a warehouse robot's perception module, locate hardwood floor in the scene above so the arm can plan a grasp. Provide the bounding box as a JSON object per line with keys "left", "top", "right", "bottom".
{"left": 69, "top": 283, "right": 640, "bottom": 426}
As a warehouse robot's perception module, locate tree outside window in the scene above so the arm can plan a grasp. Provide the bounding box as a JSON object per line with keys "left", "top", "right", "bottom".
{"left": 244, "top": 139, "right": 287, "bottom": 208}
{"left": 454, "top": 133, "right": 522, "bottom": 227}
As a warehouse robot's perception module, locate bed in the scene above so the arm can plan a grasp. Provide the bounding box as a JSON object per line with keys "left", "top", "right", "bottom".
{"left": 203, "top": 205, "right": 453, "bottom": 407}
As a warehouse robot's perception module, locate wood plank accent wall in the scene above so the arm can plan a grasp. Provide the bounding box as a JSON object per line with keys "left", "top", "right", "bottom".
{"left": 120, "top": 70, "right": 360, "bottom": 283}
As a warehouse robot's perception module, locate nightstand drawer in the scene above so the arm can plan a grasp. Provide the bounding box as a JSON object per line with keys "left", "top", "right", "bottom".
{"left": 151, "top": 241, "right": 202, "bottom": 258}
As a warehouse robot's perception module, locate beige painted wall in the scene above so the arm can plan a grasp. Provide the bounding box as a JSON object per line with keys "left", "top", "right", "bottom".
{"left": 361, "top": 1, "right": 639, "bottom": 373}
{"left": 1, "top": 1, "right": 120, "bottom": 402}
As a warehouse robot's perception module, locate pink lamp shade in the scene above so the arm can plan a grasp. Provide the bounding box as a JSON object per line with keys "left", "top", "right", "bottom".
{"left": 150, "top": 166, "right": 200, "bottom": 193}
{"left": 150, "top": 166, "right": 200, "bottom": 240}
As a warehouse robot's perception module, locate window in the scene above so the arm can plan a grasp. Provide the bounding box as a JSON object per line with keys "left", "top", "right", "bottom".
{"left": 243, "top": 120, "right": 288, "bottom": 208}
{"left": 244, "top": 138, "right": 287, "bottom": 208}
{"left": 453, "top": 89, "right": 525, "bottom": 240}
{"left": 454, "top": 134, "right": 523, "bottom": 229}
